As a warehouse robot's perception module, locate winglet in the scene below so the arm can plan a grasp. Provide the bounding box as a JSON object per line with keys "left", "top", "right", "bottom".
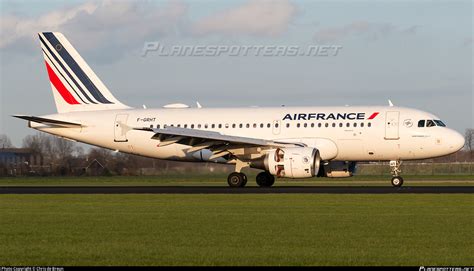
{"left": 388, "top": 99, "right": 394, "bottom": 107}
{"left": 196, "top": 101, "right": 202, "bottom": 108}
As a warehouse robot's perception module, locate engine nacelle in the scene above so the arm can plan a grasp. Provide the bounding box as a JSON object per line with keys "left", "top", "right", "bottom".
{"left": 263, "top": 147, "right": 321, "bottom": 178}
{"left": 319, "top": 161, "right": 356, "bottom": 178}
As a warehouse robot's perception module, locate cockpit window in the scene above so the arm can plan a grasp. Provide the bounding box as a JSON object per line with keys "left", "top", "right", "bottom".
{"left": 434, "top": 120, "right": 446, "bottom": 127}
{"left": 418, "top": 119, "right": 446, "bottom": 128}
{"left": 426, "top": 120, "right": 435, "bottom": 127}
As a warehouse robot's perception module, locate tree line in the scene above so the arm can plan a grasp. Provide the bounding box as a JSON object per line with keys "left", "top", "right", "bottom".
{"left": 0, "top": 133, "right": 222, "bottom": 176}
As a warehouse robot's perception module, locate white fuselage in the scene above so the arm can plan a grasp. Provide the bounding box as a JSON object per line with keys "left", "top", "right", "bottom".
{"left": 31, "top": 105, "right": 465, "bottom": 164}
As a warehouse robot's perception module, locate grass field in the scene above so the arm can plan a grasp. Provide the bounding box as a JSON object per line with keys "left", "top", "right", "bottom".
{"left": 1, "top": 175, "right": 473, "bottom": 266}
{"left": 0, "top": 174, "right": 473, "bottom": 186}
{"left": 1, "top": 193, "right": 473, "bottom": 266}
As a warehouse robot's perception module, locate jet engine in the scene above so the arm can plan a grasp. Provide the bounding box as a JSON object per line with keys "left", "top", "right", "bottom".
{"left": 253, "top": 147, "right": 321, "bottom": 178}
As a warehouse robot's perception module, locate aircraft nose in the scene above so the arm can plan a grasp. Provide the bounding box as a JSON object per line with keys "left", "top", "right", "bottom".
{"left": 448, "top": 130, "right": 465, "bottom": 152}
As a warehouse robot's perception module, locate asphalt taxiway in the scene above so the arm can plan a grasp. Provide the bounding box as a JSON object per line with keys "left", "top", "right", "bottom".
{"left": 0, "top": 186, "right": 473, "bottom": 194}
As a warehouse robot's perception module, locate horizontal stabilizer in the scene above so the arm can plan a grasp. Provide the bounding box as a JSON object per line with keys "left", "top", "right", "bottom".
{"left": 13, "top": 115, "right": 82, "bottom": 128}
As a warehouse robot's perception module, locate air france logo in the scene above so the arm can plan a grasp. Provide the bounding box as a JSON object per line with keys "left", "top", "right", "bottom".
{"left": 282, "top": 112, "right": 379, "bottom": 121}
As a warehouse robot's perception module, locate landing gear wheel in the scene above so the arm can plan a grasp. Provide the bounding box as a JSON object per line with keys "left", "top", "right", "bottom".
{"left": 228, "top": 172, "right": 247, "bottom": 187}
{"left": 391, "top": 176, "right": 404, "bottom": 187}
{"left": 256, "top": 172, "right": 275, "bottom": 187}
{"left": 241, "top": 173, "right": 248, "bottom": 186}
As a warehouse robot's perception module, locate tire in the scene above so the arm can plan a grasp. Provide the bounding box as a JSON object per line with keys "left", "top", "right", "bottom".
{"left": 391, "top": 176, "right": 404, "bottom": 187}
{"left": 228, "top": 172, "right": 246, "bottom": 187}
{"left": 256, "top": 172, "right": 275, "bottom": 187}
{"left": 240, "top": 173, "right": 248, "bottom": 187}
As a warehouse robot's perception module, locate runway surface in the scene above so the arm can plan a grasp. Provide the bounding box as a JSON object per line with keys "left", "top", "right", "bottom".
{"left": 1, "top": 186, "right": 473, "bottom": 194}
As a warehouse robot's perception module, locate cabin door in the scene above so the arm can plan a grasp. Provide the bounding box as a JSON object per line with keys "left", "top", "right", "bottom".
{"left": 384, "top": 111, "right": 400, "bottom": 140}
{"left": 114, "top": 114, "right": 129, "bottom": 142}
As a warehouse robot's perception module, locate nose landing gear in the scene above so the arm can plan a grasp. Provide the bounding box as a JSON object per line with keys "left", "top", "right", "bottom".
{"left": 390, "top": 160, "right": 404, "bottom": 187}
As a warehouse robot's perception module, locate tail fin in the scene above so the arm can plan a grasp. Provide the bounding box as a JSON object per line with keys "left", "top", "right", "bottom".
{"left": 38, "top": 32, "right": 130, "bottom": 113}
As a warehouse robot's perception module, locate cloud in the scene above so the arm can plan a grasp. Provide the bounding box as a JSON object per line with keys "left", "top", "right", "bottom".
{"left": 191, "top": 0, "right": 297, "bottom": 37}
{"left": 0, "top": 0, "right": 298, "bottom": 61}
{"left": 0, "top": 0, "right": 189, "bottom": 59}
{"left": 313, "top": 21, "right": 418, "bottom": 43}
{"left": 0, "top": 2, "right": 98, "bottom": 49}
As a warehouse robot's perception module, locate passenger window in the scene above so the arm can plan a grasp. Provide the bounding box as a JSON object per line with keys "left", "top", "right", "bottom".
{"left": 353, "top": 123, "right": 357, "bottom": 127}
{"left": 191, "top": 124, "right": 194, "bottom": 128}
{"left": 332, "top": 123, "right": 336, "bottom": 127}
{"left": 311, "top": 123, "right": 315, "bottom": 128}
{"left": 286, "top": 123, "right": 290, "bottom": 128}
{"left": 304, "top": 123, "right": 308, "bottom": 128}
{"left": 339, "top": 123, "right": 343, "bottom": 127}
{"left": 157, "top": 124, "right": 161, "bottom": 129}
{"left": 297, "top": 123, "right": 300, "bottom": 128}
{"left": 426, "top": 120, "right": 435, "bottom": 127}
{"left": 267, "top": 123, "right": 271, "bottom": 128}
{"left": 275, "top": 123, "right": 279, "bottom": 128}
{"left": 253, "top": 123, "right": 257, "bottom": 128}
{"left": 360, "top": 123, "right": 364, "bottom": 128}
{"left": 239, "top": 124, "right": 243, "bottom": 128}
{"left": 368, "top": 122, "right": 371, "bottom": 127}
{"left": 418, "top": 120, "right": 425, "bottom": 127}
{"left": 211, "top": 124, "right": 215, "bottom": 128}
{"left": 260, "top": 123, "right": 264, "bottom": 128}
{"left": 318, "top": 123, "right": 322, "bottom": 128}
{"left": 225, "top": 123, "right": 229, "bottom": 128}
{"left": 183, "top": 124, "right": 187, "bottom": 128}
{"left": 149, "top": 124, "right": 153, "bottom": 128}
{"left": 325, "top": 123, "right": 329, "bottom": 127}
{"left": 346, "top": 123, "right": 350, "bottom": 127}
{"left": 218, "top": 124, "right": 222, "bottom": 128}
{"left": 246, "top": 124, "right": 250, "bottom": 128}
{"left": 198, "top": 124, "right": 201, "bottom": 128}
{"left": 232, "top": 124, "right": 236, "bottom": 128}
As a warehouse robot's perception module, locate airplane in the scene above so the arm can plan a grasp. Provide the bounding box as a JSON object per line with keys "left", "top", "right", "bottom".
{"left": 14, "top": 32, "right": 465, "bottom": 187}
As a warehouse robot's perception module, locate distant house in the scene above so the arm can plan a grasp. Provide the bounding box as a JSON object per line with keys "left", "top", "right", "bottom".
{"left": 0, "top": 148, "right": 43, "bottom": 176}
{"left": 85, "top": 159, "right": 108, "bottom": 176}
{"left": 0, "top": 148, "right": 42, "bottom": 166}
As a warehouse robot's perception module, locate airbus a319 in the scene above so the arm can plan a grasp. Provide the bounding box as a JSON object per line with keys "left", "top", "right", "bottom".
{"left": 14, "top": 32, "right": 465, "bottom": 187}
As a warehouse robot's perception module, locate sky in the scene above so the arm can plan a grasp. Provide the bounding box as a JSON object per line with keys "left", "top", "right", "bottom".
{"left": 0, "top": 0, "right": 472, "bottom": 147}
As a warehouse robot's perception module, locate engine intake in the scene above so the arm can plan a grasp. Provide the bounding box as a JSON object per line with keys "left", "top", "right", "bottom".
{"left": 260, "top": 147, "right": 321, "bottom": 178}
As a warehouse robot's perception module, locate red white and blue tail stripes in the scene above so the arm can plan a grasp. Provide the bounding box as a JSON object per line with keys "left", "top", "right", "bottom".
{"left": 39, "top": 32, "right": 127, "bottom": 112}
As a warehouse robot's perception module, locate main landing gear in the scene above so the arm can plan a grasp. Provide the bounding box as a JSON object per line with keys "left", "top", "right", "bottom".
{"left": 227, "top": 160, "right": 249, "bottom": 187}
{"left": 227, "top": 161, "right": 276, "bottom": 188}
{"left": 227, "top": 172, "right": 247, "bottom": 187}
{"left": 256, "top": 171, "right": 275, "bottom": 187}
{"left": 390, "top": 160, "right": 404, "bottom": 187}
{"left": 226, "top": 171, "right": 276, "bottom": 187}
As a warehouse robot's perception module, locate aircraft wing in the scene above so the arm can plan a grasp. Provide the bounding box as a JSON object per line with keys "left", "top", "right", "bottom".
{"left": 134, "top": 127, "right": 304, "bottom": 159}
